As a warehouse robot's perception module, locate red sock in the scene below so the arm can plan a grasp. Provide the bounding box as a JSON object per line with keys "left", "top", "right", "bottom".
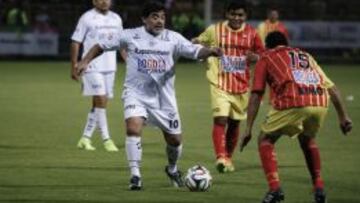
{"left": 301, "top": 138, "right": 324, "bottom": 190}
{"left": 226, "top": 124, "right": 239, "bottom": 158}
{"left": 259, "top": 140, "right": 280, "bottom": 191}
{"left": 212, "top": 123, "right": 226, "bottom": 159}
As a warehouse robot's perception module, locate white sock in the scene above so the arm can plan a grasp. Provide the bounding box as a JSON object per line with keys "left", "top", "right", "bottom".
{"left": 166, "top": 144, "right": 182, "bottom": 174}
{"left": 82, "top": 111, "right": 96, "bottom": 138}
{"left": 94, "top": 108, "right": 110, "bottom": 141}
{"left": 126, "top": 136, "right": 142, "bottom": 177}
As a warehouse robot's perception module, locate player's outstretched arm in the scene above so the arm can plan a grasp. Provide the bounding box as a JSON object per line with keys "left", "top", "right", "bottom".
{"left": 240, "top": 91, "right": 263, "bottom": 151}
{"left": 328, "top": 86, "right": 353, "bottom": 135}
{"left": 197, "top": 47, "right": 222, "bottom": 59}
{"left": 76, "top": 44, "right": 104, "bottom": 76}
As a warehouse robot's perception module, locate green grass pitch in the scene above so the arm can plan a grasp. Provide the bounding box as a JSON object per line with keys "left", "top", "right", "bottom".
{"left": 0, "top": 61, "right": 359, "bottom": 203}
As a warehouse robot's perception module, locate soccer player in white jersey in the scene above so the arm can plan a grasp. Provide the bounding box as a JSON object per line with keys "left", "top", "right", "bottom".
{"left": 70, "top": 0, "right": 122, "bottom": 152}
{"left": 75, "top": 1, "right": 222, "bottom": 190}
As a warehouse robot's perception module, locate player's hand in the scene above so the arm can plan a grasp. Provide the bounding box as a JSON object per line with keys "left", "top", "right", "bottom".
{"left": 246, "top": 51, "right": 260, "bottom": 63}
{"left": 210, "top": 47, "right": 223, "bottom": 57}
{"left": 71, "top": 64, "right": 79, "bottom": 81}
{"left": 75, "top": 60, "right": 88, "bottom": 77}
{"left": 239, "top": 130, "right": 252, "bottom": 152}
{"left": 340, "top": 117, "right": 352, "bottom": 135}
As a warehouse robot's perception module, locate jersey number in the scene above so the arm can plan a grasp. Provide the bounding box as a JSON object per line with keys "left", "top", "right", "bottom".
{"left": 289, "top": 51, "right": 310, "bottom": 69}
{"left": 169, "top": 120, "right": 179, "bottom": 129}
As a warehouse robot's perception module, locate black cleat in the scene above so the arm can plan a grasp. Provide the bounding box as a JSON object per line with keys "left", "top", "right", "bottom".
{"left": 165, "top": 166, "right": 184, "bottom": 187}
{"left": 129, "top": 176, "right": 142, "bottom": 190}
{"left": 314, "top": 188, "right": 327, "bottom": 203}
{"left": 262, "top": 188, "right": 285, "bottom": 203}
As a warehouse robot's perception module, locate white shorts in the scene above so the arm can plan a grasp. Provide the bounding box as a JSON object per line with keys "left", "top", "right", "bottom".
{"left": 123, "top": 95, "right": 182, "bottom": 135}
{"left": 81, "top": 71, "right": 115, "bottom": 98}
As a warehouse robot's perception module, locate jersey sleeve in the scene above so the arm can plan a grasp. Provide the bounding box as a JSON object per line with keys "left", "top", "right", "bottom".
{"left": 98, "top": 29, "right": 128, "bottom": 51}
{"left": 195, "top": 25, "right": 215, "bottom": 46}
{"left": 252, "top": 57, "right": 268, "bottom": 92}
{"left": 71, "top": 15, "right": 88, "bottom": 43}
{"left": 310, "top": 56, "right": 334, "bottom": 89}
{"left": 252, "top": 31, "right": 265, "bottom": 54}
{"left": 175, "top": 33, "right": 203, "bottom": 59}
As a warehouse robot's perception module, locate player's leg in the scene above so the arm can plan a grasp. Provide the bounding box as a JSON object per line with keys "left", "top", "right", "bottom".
{"left": 77, "top": 72, "right": 106, "bottom": 151}
{"left": 100, "top": 72, "right": 118, "bottom": 152}
{"left": 125, "top": 116, "right": 145, "bottom": 190}
{"left": 123, "top": 96, "right": 147, "bottom": 190}
{"left": 298, "top": 135, "right": 326, "bottom": 203}
{"left": 224, "top": 118, "right": 240, "bottom": 172}
{"left": 147, "top": 107, "right": 184, "bottom": 187}
{"left": 298, "top": 107, "right": 328, "bottom": 203}
{"left": 210, "top": 85, "right": 232, "bottom": 172}
{"left": 258, "top": 132, "right": 285, "bottom": 203}
{"left": 77, "top": 97, "right": 97, "bottom": 150}
{"left": 224, "top": 90, "right": 248, "bottom": 172}
{"left": 163, "top": 131, "right": 184, "bottom": 187}
{"left": 213, "top": 116, "right": 230, "bottom": 173}
{"left": 258, "top": 107, "right": 305, "bottom": 203}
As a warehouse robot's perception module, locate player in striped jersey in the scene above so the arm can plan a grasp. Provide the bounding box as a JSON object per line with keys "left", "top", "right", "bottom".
{"left": 240, "top": 32, "right": 352, "bottom": 203}
{"left": 192, "top": 1, "right": 264, "bottom": 173}
{"left": 257, "top": 8, "right": 289, "bottom": 45}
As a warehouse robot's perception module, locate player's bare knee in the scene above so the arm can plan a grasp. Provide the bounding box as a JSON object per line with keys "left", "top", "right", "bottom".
{"left": 93, "top": 95, "right": 107, "bottom": 108}
{"left": 164, "top": 134, "right": 182, "bottom": 146}
{"left": 258, "top": 132, "right": 280, "bottom": 145}
{"left": 126, "top": 117, "right": 144, "bottom": 136}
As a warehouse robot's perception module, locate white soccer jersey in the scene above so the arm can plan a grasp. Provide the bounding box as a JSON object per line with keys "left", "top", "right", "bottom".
{"left": 99, "top": 26, "right": 202, "bottom": 110}
{"left": 71, "top": 9, "right": 123, "bottom": 72}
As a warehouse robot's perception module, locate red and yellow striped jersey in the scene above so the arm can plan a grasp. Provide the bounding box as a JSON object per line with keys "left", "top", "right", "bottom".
{"left": 257, "top": 20, "right": 289, "bottom": 44}
{"left": 196, "top": 21, "right": 264, "bottom": 94}
{"left": 252, "top": 46, "right": 334, "bottom": 110}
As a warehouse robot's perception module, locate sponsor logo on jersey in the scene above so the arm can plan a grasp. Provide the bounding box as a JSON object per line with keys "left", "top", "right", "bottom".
{"left": 134, "top": 48, "right": 170, "bottom": 55}
{"left": 137, "top": 58, "right": 167, "bottom": 73}
{"left": 292, "top": 70, "right": 320, "bottom": 85}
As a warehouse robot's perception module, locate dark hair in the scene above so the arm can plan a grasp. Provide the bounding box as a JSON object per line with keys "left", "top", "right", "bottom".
{"left": 265, "top": 31, "right": 288, "bottom": 49}
{"left": 142, "top": 1, "right": 165, "bottom": 18}
{"left": 226, "top": 1, "right": 247, "bottom": 13}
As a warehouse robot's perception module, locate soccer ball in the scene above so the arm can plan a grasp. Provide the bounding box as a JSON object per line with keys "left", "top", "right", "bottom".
{"left": 184, "top": 165, "right": 212, "bottom": 192}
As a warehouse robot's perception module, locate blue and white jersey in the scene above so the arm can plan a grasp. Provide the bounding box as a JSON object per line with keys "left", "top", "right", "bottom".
{"left": 71, "top": 9, "right": 123, "bottom": 72}
{"left": 99, "top": 26, "right": 202, "bottom": 110}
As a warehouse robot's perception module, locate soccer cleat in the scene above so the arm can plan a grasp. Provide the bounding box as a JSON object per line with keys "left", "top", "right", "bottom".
{"left": 225, "top": 158, "right": 235, "bottom": 172}
{"left": 77, "top": 137, "right": 96, "bottom": 151}
{"left": 129, "top": 176, "right": 142, "bottom": 190}
{"left": 216, "top": 157, "right": 235, "bottom": 173}
{"left": 165, "top": 166, "right": 184, "bottom": 187}
{"left": 262, "top": 188, "right": 285, "bottom": 203}
{"left": 216, "top": 157, "right": 227, "bottom": 173}
{"left": 314, "top": 188, "right": 327, "bottom": 203}
{"left": 103, "top": 139, "right": 119, "bottom": 152}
